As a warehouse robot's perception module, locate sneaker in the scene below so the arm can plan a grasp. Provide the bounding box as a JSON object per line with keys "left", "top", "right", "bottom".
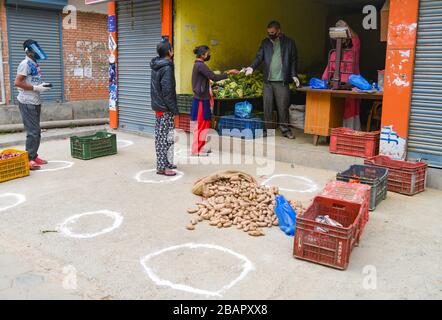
{"left": 29, "top": 160, "right": 41, "bottom": 171}
{"left": 34, "top": 157, "right": 48, "bottom": 165}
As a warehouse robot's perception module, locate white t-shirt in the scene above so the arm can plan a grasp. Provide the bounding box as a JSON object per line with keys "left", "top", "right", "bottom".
{"left": 16, "top": 56, "right": 43, "bottom": 105}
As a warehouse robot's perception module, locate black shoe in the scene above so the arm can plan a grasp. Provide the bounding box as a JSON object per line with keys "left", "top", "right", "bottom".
{"left": 168, "top": 164, "right": 177, "bottom": 169}
{"left": 283, "top": 131, "right": 296, "bottom": 140}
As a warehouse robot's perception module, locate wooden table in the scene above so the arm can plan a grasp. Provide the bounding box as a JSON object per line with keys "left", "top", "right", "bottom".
{"left": 297, "top": 88, "right": 384, "bottom": 145}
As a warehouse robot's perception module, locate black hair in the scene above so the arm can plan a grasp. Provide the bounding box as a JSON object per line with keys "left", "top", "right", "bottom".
{"left": 23, "top": 39, "right": 36, "bottom": 51}
{"left": 157, "top": 40, "right": 172, "bottom": 58}
{"left": 193, "top": 45, "right": 210, "bottom": 58}
{"left": 267, "top": 20, "right": 281, "bottom": 29}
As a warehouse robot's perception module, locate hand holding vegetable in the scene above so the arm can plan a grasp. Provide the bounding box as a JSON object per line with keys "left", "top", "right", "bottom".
{"left": 227, "top": 69, "right": 240, "bottom": 76}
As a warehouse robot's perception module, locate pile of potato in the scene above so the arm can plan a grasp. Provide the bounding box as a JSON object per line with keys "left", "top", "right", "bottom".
{"left": 186, "top": 175, "right": 285, "bottom": 237}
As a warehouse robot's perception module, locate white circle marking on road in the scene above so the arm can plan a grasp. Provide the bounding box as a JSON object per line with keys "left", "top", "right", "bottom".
{"left": 261, "top": 174, "right": 319, "bottom": 193}
{"left": 140, "top": 243, "right": 255, "bottom": 297}
{"left": 58, "top": 210, "right": 123, "bottom": 239}
{"left": 117, "top": 139, "right": 134, "bottom": 149}
{"left": 35, "top": 161, "right": 74, "bottom": 172}
{"left": 0, "top": 193, "right": 26, "bottom": 212}
{"left": 135, "top": 169, "right": 184, "bottom": 184}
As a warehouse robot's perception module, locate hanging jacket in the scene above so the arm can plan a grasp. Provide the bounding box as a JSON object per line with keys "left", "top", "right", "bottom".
{"left": 250, "top": 34, "right": 298, "bottom": 85}
{"left": 150, "top": 57, "right": 178, "bottom": 114}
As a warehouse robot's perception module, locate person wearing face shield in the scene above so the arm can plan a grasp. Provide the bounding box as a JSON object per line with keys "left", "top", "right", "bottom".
{"left": 191, "top": 45, "right": 239, "bottom": 156}
{"left": 14, "top": 39, "right": 52, "bottom": 171}
{"left": 243, "top": 21, "right": 299, "bottom": 139}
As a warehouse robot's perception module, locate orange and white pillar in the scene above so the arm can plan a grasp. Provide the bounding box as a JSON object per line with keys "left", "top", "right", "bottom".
{"left": 380, "top": 0, "right": 419, "bottom": 160}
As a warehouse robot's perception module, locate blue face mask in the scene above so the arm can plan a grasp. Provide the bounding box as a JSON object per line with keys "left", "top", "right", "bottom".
{"left": 27, "top": 42, "right": 48, "bottom": 61}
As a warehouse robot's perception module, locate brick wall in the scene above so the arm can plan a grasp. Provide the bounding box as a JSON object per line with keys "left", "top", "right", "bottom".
{"left": 62, "top": 11, "right": 108, "bottom": 102}
{"left": 0, "top": 0, "right": 11, "bottom": 104}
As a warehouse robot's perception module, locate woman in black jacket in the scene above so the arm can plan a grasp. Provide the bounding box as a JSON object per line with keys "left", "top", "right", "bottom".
{"left": 150, "top": 40, "right": 179, "bottom": 176}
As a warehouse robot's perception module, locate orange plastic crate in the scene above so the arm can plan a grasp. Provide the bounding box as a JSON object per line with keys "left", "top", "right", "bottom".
{"left": 319, "top": 181, "right": 371, "bottom": 246}
{"left": 365, "top": 156, "right": 427, "bottom": 196}
{"left": 294, "top": 196, "right": 363, "bottom": 270}
{"left": 330, "top": 128, "right": 380, "bottom": 158}
{"left": 0, "top": 149, "right": 30, "bottom": 183}
{"left": 175, "top": 114, "right": 191, "bottom": 133}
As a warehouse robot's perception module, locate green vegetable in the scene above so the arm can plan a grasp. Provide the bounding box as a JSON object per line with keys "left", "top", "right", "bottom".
{"left": 212, "top": 71, "right": 264, "bottom": 99}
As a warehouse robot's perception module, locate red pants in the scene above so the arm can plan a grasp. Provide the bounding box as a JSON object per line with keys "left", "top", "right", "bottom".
{"left": 192, "top": 101, "right": 211, "bottom": 155}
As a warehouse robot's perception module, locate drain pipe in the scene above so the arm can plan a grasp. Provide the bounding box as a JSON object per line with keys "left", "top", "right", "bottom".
{"left": 0, "top": 25, "right": 6, "bottom": 105}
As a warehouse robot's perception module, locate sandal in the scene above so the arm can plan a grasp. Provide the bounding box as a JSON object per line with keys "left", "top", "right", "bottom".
{"left": 157, "top": 169, "right": 177, "bottom": 177}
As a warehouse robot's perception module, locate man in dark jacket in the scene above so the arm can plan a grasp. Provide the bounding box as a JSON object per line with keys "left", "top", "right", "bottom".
{"left": 150, "top": 40, "right": 179, "bottom": 176}
{"left": 244, "top": 21, "right": 300, "bottom": 139}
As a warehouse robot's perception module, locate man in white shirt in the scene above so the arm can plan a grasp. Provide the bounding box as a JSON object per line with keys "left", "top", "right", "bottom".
{"left": 14, "top": 39, "right": 52, "bottom": 170}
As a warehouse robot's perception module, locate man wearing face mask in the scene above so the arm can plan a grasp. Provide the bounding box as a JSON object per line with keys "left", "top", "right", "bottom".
{"left": 14, "top": 39, "right": 52, "bottom": 170}
{"left": 243, "top": 21, "right": 299, "bottom": 139}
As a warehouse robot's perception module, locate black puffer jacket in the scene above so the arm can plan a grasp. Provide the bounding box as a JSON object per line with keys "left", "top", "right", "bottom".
{"left": 150, "top": 57, "right": 178, "bottom": 114}
{"left": 250, "top": 34, "right": 298, "bottom": 85}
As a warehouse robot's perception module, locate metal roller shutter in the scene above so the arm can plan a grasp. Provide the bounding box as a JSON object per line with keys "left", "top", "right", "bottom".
{"left": 7, "top": 5, "right": 63, "bottom": 103}
{"left": 409, "top": 0, "right": 442, "bottom": 168}
{"left": 117, "top": 0, "right": 161, "bottom": 133}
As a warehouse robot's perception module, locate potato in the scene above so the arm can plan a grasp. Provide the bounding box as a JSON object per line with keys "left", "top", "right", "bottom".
{"left": 223, "top": 222, "right": 233, "bottom": 228}
{"left": 186, "top": 224, "right": 195, "bottom": 231}
{"left": 187, "top": 208, "right": 199, "bottom": 214}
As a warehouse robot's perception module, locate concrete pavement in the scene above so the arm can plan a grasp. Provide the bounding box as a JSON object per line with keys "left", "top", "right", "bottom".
{"left": 0, "top": 131, "right": 441, "bottom": 300}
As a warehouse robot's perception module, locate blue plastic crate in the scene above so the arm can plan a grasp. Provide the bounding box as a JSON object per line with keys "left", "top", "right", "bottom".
{"left": 218, "top": 115, "right": 264, "bottom": 140}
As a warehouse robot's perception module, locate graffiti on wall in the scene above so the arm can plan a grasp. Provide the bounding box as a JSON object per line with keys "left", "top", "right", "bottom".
{"left": 109, "top": 63, "right": 117, "bottom": 111}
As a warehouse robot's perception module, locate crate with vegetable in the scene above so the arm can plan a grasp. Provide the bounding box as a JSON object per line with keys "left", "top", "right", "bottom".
{"left": 0, "top": 149, "right": 30, "bottom": 183}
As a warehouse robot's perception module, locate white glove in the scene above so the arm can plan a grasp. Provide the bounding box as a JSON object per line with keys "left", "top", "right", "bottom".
{"left": 33, "top": 83, "right": 51, "bottom": 93}
{"left": 293, "top": 77, "right": 300, "bottom": 88}
{"left": 245, "top": 67, "right": 254, "bottom": 76}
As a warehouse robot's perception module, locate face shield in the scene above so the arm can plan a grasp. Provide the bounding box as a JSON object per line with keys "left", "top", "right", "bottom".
{"left": 25, "top": 41, "right": 48, "bottom": 61}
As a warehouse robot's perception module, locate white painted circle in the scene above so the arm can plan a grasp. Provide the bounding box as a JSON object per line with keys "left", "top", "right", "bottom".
{"left": 0, "top": 193, "right": 26, "bottom": 212}
{"left": 35, "top": 161, "right": 74, "bottom": 172}
{"left": 135, "top": 169, "right": 184, "bottom": 184}
{"left": 140, "top": 243, "right": 254, "bottom": 297}
{"left": 117, "top": 139, "right": 134, "bottom": 149}
{"left": 261, "top": 174, "right": 319, "bottom": 193}
{"left": 109, "top": 54, "right": 116, "bottom": 64}
{"left": 175, "top": 148, "right": 216, "bottom": 159}
{"left": 58, "top": 210, "right": 123, "bottom": 239}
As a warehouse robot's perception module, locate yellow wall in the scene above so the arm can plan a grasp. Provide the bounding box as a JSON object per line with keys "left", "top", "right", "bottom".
{"left": 174, "top": 0, "right": 329, "bottom": 93}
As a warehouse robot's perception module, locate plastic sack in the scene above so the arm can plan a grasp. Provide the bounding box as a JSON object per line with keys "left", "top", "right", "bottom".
{"left": 309, "top": 78, "right": 328, "bottom": 89}
{"left": 234, "top": 101, "right": 253, "bottom": 119}
{"left": 289, "top": 105, "right": 305, "bottom": 130}
{"left": 274, "top": 195, "right": 297, "bottom": 237}
{"left": 349, "top": 74, "right": 372, "bottom": 91}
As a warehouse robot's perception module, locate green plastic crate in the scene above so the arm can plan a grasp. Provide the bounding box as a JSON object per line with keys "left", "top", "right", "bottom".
{"left": 177, "top": 94, "right": 193, "bottom": 114}
{"left": 70, "top": 131, "right": 117, "bottom": 160}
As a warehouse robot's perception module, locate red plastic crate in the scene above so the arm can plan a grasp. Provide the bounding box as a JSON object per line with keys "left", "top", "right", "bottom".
{"left": 365, "top": 156, "right": 427, "bottom": 196}
{"left": 294, "top": 197, "right": 364, "bottom": 270}
{"left": 330, "top": 128, "right": 380, "bottom": 158}
{"left": 319, "top": 181, "right": 371, "bottom": 246}
{"left": 175, "top": 114, "right": 191, "bottom": 133}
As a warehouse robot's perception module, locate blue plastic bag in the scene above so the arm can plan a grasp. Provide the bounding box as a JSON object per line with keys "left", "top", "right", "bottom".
{"left": 349, "top": 74, "right": 372, "bottom": 91}
{"left": 309, "top": 78, "right": 328, "bottom": 89}
{"left": 274, "top": 195, "right": 297, "bottom": 237}
{"left": 234, "top": 101, "right": 253, "bottom": 119}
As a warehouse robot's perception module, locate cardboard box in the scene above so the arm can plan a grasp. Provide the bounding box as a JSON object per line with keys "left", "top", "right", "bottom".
{"left": 381, "top": 0, "right": 390, "bottom": 42}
